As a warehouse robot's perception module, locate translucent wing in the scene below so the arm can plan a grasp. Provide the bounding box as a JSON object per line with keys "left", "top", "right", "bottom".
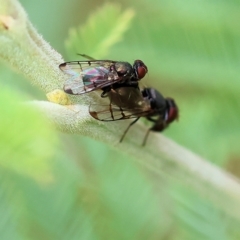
{"left": 59, "top": 60, "right": 121, "bottom": 95}
{"left": 89, "top": 103, "right": 153, "bottom": 121}
{"left": 89, "top": 87, "right": 154, "bottom": 121}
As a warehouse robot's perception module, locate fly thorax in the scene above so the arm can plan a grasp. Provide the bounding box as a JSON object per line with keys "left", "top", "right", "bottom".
{"left": 115, "top": 62, "right": 133, "bottom": 77}
{"left": 108, "top": 71, "right": 119, "bottom": 80}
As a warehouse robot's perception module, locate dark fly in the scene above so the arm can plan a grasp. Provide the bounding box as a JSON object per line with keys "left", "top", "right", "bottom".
{"left": 89, "top": 86, "right": 178, "bottom": 145}
{"left": 59, "top": 56, "right": 148, "bottom": 96}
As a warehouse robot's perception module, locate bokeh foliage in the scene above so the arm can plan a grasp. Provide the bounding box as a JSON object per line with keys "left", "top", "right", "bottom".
{"left": 1, "top": 0, "right": 240, "bottom": 239}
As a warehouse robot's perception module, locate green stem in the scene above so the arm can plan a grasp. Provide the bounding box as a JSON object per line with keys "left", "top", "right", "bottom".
{"left": 0, "top": 0, "right": 64, "bottom": 92}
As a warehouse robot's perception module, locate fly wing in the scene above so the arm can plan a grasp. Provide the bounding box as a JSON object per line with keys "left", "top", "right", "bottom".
{"left": 59, "top": 60, "right": 119, "bottom": 95}
{"left": 89, "top": 88, "right": 153, "bottom": 121}
{"left": 60, "top": 60, "right": 116, "bottom": 73}
{"left": 89, "top": 103, "right": 153, "bottom": 121}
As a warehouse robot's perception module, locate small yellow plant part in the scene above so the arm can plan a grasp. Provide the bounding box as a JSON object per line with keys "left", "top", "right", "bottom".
{"left": 46, "top": 89, "right": 72, "bottom": 105}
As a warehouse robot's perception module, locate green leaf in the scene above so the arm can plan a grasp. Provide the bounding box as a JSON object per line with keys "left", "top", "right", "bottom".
{"left": 170, "top": 181, "right": 240, "bottom": 240}
{"left": 0, "top": 85, "right": 58, "bottom": 182}
{"left": 65, "top": 3, "right": 135, "bottom": 59}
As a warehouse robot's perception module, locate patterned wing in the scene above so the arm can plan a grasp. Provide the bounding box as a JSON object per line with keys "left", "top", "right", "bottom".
{"left": 89, "top": 87, "right": 154, "bottom": 121}
{"left": 59, "top": 60, "right": 120, "bottom": 95}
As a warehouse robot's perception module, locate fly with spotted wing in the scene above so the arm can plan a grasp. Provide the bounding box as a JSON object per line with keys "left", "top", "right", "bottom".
{"left": 59, "top": 55, "right": 148, "bottom": 96}
{"left": 89, "top": 86, "right": 179, "bottom": 145}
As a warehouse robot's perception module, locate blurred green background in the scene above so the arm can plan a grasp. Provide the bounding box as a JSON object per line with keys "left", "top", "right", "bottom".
{"left": 1, "top": 0, "right": 240, "bottom": 239}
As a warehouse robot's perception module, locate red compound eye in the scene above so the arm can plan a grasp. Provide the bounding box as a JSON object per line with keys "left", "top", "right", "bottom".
{"left": 165, "top": 98, "right": 179, "bottom": 123}
{"left": 133, "top": 60, "right": 148, "bottom": 80}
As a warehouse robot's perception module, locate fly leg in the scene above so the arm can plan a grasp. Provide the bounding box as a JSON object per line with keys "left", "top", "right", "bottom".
{"left": 142, "top": 128, "right": 151, "bottom": 146}
{"left": 107, "top": 88, "right": 125, "bottom": 121}
{"left": 108, "top": 90, "right": 115, "bottom": 121}
{"left": 119, "top": 117, "right": 140, "bottom": 143}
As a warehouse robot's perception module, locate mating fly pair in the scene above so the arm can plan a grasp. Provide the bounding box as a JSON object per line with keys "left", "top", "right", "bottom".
{"left": 59, "top": 55, "right": 178, "bottom": 145}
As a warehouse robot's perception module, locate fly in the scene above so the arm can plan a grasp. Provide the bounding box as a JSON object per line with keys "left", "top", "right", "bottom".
{"left": 59, "top": 54, "right": 148, "bottom": 96}
{"left": 89, "top": 86, "right": 179, "bottom": 145}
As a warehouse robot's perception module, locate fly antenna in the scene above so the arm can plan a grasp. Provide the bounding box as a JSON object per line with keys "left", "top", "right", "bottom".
{"left": 77, "top": 54, "right": 95, "bottom": 60}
